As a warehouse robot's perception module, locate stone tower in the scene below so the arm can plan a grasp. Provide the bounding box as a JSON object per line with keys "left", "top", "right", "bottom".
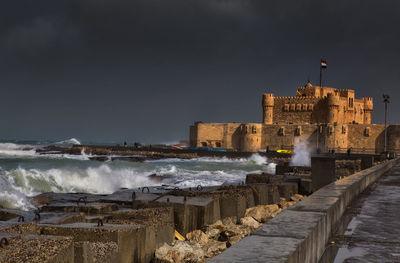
{"left": 327, "top": 91, "right": 340, "bottom": 123}
{"left": 363, "top": 97, "right": 373, "bottom": 124}
{"left": 262, "top": 93, "right": 274, "bottom": 124}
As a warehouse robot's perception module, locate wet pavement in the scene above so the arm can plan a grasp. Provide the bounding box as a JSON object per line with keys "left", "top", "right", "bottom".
{"left": 321, "top": 162, "right": 400, "bottom": 263}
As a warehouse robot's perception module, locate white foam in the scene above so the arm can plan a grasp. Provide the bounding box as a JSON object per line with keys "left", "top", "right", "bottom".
{"left": 0, "top": 143, "right": 37, "bottom": 158}
{"left": 290, "top": 139, "right": 311, "bottom": 167}
{"left": 54, "top": 138, "right": 81, "bottom": 146}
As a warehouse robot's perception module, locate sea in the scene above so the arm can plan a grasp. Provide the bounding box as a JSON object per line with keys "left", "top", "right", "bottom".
{"left": 0, "top": 138, "right": 276, "bottom": 211}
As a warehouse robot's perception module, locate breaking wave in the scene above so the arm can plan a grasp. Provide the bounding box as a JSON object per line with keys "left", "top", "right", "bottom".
{"left": 0, "top": 145, "right": 276, "bottom": 211}
{"left": 54, "top": 138, "right": 81, "bottom": 146}
{"left": 0, "top": 143, "right": 37, "bottom": 158}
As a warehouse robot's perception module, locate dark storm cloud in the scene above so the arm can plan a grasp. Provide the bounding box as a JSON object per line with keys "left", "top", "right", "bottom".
{"left": 0, "top": 0, "right": 399, "bottom": 143}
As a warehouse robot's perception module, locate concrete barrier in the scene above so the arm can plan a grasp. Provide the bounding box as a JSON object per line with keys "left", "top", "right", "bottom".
{"left": 210, "top": 158, "right": 399, "bottom": 263}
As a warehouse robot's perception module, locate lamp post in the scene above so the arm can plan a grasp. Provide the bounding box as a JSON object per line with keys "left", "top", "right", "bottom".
{"left": 383, "top": 94, "right": 390, "bottom": 153}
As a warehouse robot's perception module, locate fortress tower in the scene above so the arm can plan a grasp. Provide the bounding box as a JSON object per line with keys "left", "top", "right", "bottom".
{"left": 262, "top": 93, "right": 274, "bottom": 124}
{"left": 363, "top": 97, "right": 373, "bottom": 124}
{"left": 327, "top": 91, "right": 340, "bottom": 123}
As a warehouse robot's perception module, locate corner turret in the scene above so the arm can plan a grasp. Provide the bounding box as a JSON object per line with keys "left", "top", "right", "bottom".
{"left": 262, "top": 93, "right": 274, "bottom": 124}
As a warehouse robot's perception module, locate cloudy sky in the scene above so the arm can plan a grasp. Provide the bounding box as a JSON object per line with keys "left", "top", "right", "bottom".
{"left": 1, "top": 0, "right": 399, "bottom": 143}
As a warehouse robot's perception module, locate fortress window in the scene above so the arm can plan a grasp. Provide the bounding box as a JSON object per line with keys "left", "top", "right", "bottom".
{"left": 290, "top": 104, "right": 295, "bottom": 111}
{"left": 295, "top": 126, "right": 302, "bottom": 136}
{"left": 279, "top": 127, "right": 285, "bottom": 136}
{"left": 342, "top": 126, "right": 346, "bottom": 134}
{"left": 328, "top": 126, "right": 333, "bottom": 135}
{"left": 364, "top": 127, "right": 370, "bottom": 137}
{"left": 251, "top": 126, "right": 257, "bottom": 134}
{"left": 201, "top": 142, "right": 207, "bottom": 147}
{"left": 296, "top": 104, "right": 301, "bottom": 111}
{"left": 308, "top": 104, "right": 314, "bottom": 111}
{"left": 302, "top": 104, "right": 307, "bottom": 111}
{"left": 284, "top": 104, "right": 290, "bottom": 111}
{"left": 215, "top": 142, "right": 221, "bottom": 148}
{"left": 349, "top": 98, "right": 354, "bottom": 108}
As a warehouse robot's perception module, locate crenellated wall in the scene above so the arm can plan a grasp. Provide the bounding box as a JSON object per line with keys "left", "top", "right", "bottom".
{"left": 262, "top": 83, "right": 373, "bottom": 125}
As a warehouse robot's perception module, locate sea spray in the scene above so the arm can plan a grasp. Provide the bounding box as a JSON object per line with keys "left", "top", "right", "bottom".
{"left": 290, "top": 139, "right": 311, "bottom": 166}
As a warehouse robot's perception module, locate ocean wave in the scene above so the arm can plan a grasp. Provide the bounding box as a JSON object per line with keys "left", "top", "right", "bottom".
{"left": 0, "top": 142, "right": 37, "bottom": 158}
{"left": 0, "top": 152, "right": 276, "bottom": 211}
{"left": 54, "top": 138, "right": 81, "bottom": 146}
{"left": 147, "top": 153, "right": 270, "bottom": 165}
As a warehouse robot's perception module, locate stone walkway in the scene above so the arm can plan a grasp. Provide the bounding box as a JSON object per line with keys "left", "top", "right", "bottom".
{"left": 325, "top": 163, "right": 400, "bottom": 263}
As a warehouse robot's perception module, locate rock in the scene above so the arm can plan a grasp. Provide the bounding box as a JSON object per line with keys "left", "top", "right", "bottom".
{"left": 227, "top": 235, "right": 242, "bottom": 246}
{"left": 155, "top": 241, "right": 204, "bottom": 263}
{"left": 219, "top": 224, "right": 251, "bottom": 245}
{"left": 290, "top": 194, "right": 305, "bottom": 202}
{"left": 244, "top": 204, "right": 281, "bottom": 223}
{"left": 222, "top": 216, "right": 237, "bottom": 226}
{"left": 186, "top": 230, "right": 209, "bottom": 246}
{"left": 240, "top": 216, "right": 262, "bottom": 230}
{"left": 205, "top": 228, "right": 221, "bottom": 240}
{"left": 278, "top": 198, "right": 289, "bottom": 209}
{"left": 202, "top": 240, "right": 227, "bottom": 258}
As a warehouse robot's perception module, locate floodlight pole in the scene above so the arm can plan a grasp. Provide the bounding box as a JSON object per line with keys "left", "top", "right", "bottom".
{"left": 383, "top": 94, "right": 390, "bottom": 153}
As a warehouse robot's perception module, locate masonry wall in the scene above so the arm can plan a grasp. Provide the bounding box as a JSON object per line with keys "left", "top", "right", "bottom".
{"left": 272, "top": 97, "right": 320, "bottom": 124}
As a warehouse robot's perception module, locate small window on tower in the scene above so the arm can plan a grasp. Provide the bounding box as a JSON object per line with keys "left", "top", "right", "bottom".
{"left": 201, "top": 142, "right": 207, "bottom": 147}
{"left": 284, "top": 104, "right": 290, "bottom": 111}
{"left": 308, "top": 104, "right": 314, "bottom": 111}
{"left": 251, "top": 126, "right": 257, "bottom": 134}
{"left": 296, "top": 104, "right": 301, "bottom": 111}
{"left": 364, "top": 127, "right": 370, "bottom": 137}
{"left": 279, "top": 127, "right": 285, "bottom": 136}
{"left": 215, "top": 142, "right": 221, "bottom": 148}
{"left": 290, "top": 104, "right": 296, "bottom": 111}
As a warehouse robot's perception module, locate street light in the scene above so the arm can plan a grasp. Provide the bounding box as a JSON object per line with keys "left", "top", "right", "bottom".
{"left": 383, "top": 94, "right": 390, "bottom": 153}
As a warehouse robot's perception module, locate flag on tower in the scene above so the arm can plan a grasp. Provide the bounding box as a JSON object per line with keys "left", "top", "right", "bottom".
{"left": 321, "top": 59, "right": 327, "bottom": 68}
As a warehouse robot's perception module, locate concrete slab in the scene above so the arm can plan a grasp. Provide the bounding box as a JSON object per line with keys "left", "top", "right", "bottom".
{"left": 288, "top": 196, "right": 341, "bottom": 243}
{"left": 253, "top": 210, "right": 326, "bottom": 263}
{"left": 0, "top": 234, "right": 74, "bottom": 263}
{"left": 40, "top": 222, "right": 146, "bottom": 263}
{"left": 208, "top": 235, "right": 303, "bottom": 263}
{"left": 40, "top": 202, "right": 119, "bottom": 214}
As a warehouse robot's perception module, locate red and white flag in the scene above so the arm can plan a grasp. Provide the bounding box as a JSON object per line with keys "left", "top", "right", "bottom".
{"left": 321, "top": 59, "right": 327, "bottom": 68}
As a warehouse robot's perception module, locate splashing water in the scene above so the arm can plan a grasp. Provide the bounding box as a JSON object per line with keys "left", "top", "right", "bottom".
{"left": 290, "top": 140, "right": 311, "bottom": 167}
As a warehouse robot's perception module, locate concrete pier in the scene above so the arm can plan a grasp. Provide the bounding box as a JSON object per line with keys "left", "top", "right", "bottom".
{"left": 209, "top": 158, "right": 398, "bottom": 263}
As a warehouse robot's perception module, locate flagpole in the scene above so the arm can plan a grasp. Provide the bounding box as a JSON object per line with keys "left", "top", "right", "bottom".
{"left": 319, "top": 62, "right": 322, "bottom": 87}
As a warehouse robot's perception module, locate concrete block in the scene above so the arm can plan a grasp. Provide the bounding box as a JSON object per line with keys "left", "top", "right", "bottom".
{"left": 299, "top": 179, "right": 313, "bottom": 195}
{"left": 245, "top": 173, "right": 272, "bottom": 184}
{"left": 155, "top": 195, "right": 217, "bottom": 235}
{"left": 361, "top": 156, "right": 374, "bottom": 170}
{"left": 40, "top": 223, "right": 146, "bottom": 263}
{"left": 253, "top": 210, "right": 327, "bottom": 263}
{"left": 277, "top": 183, "right": 298, "bottom": 199}
{"left": 40, "top": 202, "right": 118, "bottom": 214}
{"left": 248, "top": 184, "right": 279, "bottom": 205}
{"left": 209, "top": 235, "right": 303, "bottom": 263}
{"left": 312, "top": 157, "right": 336, "bottom": 191}
{"left": 217, "top": 191, "right": 248, "bottom": 222}
{"left": 288, "top": 196, "right": 341, "bottom": 243}
{"left": 0, "top": 234, "right": 74, "bottom": 263}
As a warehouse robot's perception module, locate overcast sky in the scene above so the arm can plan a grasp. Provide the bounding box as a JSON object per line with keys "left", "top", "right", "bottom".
{"left": 1, "top": 0, "right": 399, "bottom": 144}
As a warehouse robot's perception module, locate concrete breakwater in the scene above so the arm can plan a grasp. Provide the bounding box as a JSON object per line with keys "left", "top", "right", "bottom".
{"left": 0, "top": 172, "right": 300, "bottom": 263}
{"left": 209, "top": 158, "right": 399, "bottom": 263}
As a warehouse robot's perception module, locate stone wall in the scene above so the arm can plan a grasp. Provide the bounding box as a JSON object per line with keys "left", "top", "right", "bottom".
{"left": 190, "top": 122, "right": 400, "bottom": 153}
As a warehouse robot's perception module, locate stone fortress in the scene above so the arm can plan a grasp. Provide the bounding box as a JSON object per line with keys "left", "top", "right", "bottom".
{"left": 190, "top": 82, "right": 400, "bottom": 153}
